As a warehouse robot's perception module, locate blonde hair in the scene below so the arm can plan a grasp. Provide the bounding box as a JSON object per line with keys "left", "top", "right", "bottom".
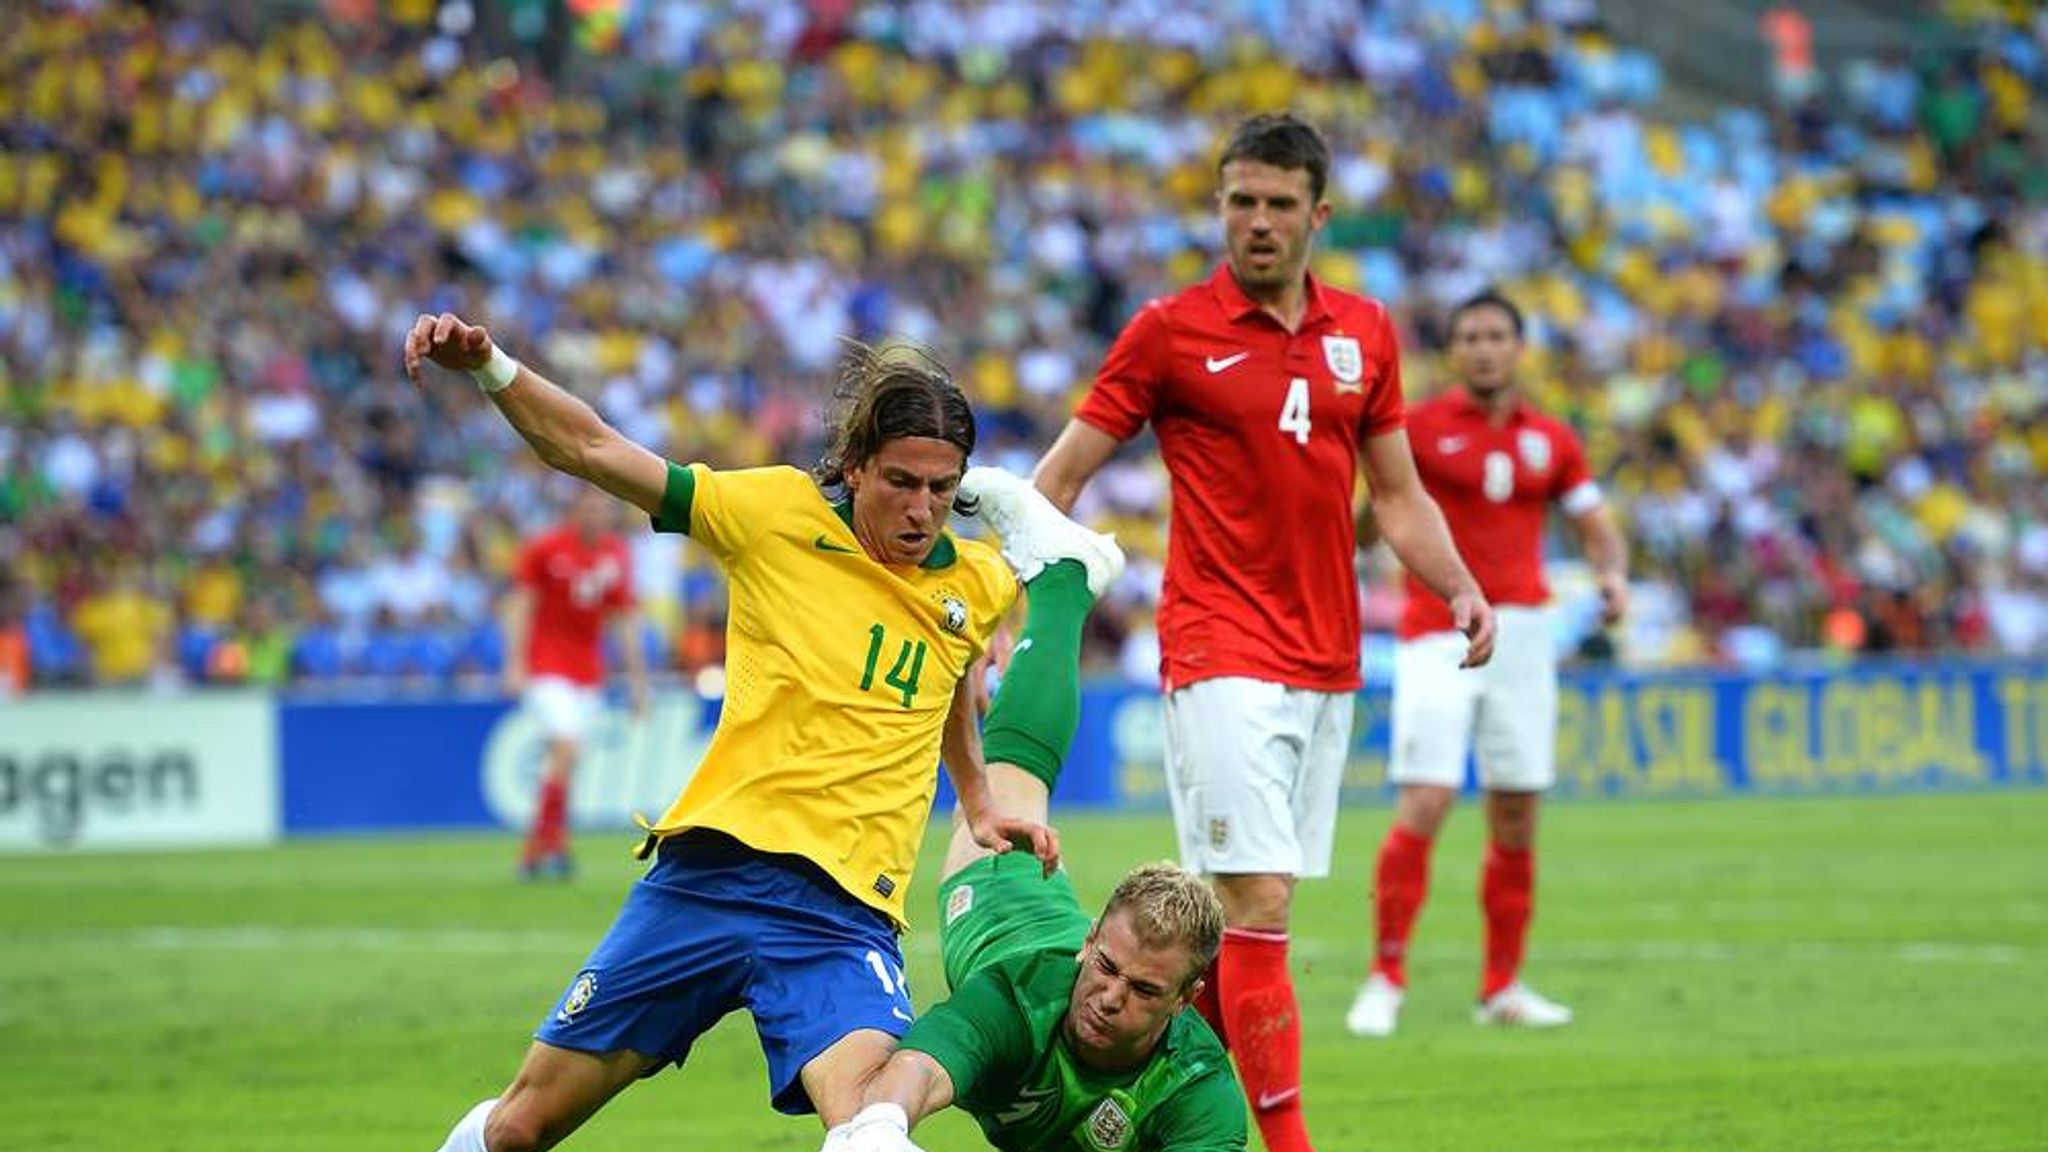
{"left": 1101, "top": 862, "right": 1225, "bottom": 987}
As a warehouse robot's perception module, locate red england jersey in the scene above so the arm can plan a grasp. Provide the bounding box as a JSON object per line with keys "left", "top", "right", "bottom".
{"left": 1076, "top": 265, "right": 1406, "bottom": 692}
{"left": 517, "top": 527, "right": 635, "bottom": 685}
{"left": 1398, "top": 388, "right": 1600, "bottom": 638}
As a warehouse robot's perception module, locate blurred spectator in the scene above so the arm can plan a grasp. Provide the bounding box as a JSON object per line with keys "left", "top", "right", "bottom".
{"left": 70, "top": 564, "right": 175, "bottom": 688}
{"left": 0, "top": 580, "right": 30, "bottom": 697}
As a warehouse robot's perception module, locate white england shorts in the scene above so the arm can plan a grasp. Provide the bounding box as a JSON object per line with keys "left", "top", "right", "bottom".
{"left": 524, "top": 676, "right": 602, "bottom": 742}
{"left": 1161, "top": 677, "right": 1354, "bottom": 878}
{"left": 1389, "top": 605, "right": 1557, "bottom": 792}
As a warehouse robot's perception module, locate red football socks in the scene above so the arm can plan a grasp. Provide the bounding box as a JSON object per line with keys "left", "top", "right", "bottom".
{"left": 523, "top": 773, "right": 569, "bottom": 863}
{"left": 1481, "top": 841, "right": 1535, "bottom": 1000}
{"left": 1219, "top": 927, "right": 1313, "bottom": 1152}
{"left": 1372, "top": 824, "right": 1435, "bottom": 988}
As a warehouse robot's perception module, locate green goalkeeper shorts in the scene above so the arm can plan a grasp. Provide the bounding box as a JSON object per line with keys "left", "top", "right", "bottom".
{"left": 935, "top": 850, "right": 1092, "bottom": 992}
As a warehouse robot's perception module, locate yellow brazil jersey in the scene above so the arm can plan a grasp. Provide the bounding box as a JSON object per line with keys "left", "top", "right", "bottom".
{"left": 641, "top": 462, "right": 1016, "bottom": 927}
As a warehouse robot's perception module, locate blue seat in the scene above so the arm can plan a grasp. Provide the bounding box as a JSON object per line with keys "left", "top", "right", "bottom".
{"left": 358, "top": 632, "right": 409, "bottom": 680}
{"left": 406, "top": 630, "right": 461, "bottom": 681}
{"left": 292, "top": 627, "right": 345, "bottom": 679}
{"left": 463, "top": 622, "right": 506, "bottom": 676}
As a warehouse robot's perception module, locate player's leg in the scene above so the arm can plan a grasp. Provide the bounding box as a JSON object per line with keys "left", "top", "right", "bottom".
{"left": 432, "top": 1043, "right": 653, "bottom": 1152}
{"left": 1470, "top": 607, "right": 1570, "bottom": 1027}
{"left": 934, "top": 597, "right": 1094, "bottom": 991}
{"left": 943, "top": 462, "right": 1119, "bottom": 877}
{"left": 521, "top": 678, "right": 593, "bottom": 879}
{"left": 435, "top": 836, "right": 754, "bottom": 1150}
{"left": 931, "top": 465, "right": 1120, "bottom": 987}
{"left": 1164, "top": 676, "right": 1318, "bottom": 1152}
{"left": 1348, "top": 631, "right": 1477, "bottom": 1038}
{"left": 938, "top": 543, "right": 1098, "bottom": 876}
{"left": 795, "top": 1030, "right": 903, "bottom": 1126}
{"left": 742, "top": 841, "right": 922, "bottom": 1126}
{"left": 521, "top": 738, "right": 576, "bottom": 876}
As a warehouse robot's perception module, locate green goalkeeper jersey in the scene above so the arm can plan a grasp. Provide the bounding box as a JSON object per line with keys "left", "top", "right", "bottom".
{"left": 899, "top": 948, "right": 1246, "bottom": 1152}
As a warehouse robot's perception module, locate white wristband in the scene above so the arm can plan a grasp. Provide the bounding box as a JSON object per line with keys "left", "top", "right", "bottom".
{"left": 470, "top": 344, "right": 519, "bottom": 393}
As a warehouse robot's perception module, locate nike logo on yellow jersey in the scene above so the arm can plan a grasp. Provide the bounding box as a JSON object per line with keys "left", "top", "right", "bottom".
{"left": 813, "top": 534, "right": 859, "bottom": 554}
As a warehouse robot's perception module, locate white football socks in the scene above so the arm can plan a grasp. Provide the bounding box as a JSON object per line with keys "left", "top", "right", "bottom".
{"left": 436, "top": 1098, "right": 497, "bottom": 1152}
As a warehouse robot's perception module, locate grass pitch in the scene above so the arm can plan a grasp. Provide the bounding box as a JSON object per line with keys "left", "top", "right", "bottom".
{"left": 3, "top": 790, "right": 2045, "bottom": 1151}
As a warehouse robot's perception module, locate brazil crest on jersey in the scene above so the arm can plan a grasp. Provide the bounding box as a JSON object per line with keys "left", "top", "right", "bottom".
{"left": 639, "top": 463, "right": 1016, "bottom": 927}
{"left": 900, "top": 951, "right": 1247, "bottom": 1151}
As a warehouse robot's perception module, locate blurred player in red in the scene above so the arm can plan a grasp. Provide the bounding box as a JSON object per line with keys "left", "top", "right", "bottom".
{"left": 1033, "top": 113, "right": 1495, "bottom": 1152}
{"left": 504, "top": 485, "right": 650, "bottom": 880}
{"left": 1347, "top": 290, "right": 1629, "bottom": 1037}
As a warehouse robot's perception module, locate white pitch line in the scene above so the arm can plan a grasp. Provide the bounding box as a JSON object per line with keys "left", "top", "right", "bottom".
{"left": 1279, "top": 937, "right": 2038, "bottom": 966}
{"left": 121, "top": 926, "right": 594, "bottom": 953}
{"left": 5, "top": 928, "right": 2037, "bottom": 968}
{"left": 1577, "top": 901, "right": 2048, "bottom": 924}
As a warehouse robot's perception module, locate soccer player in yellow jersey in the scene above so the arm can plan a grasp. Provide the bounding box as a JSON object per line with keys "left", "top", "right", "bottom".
{"left": 405, "top": 312, "right": 1117, "bottom": 1152}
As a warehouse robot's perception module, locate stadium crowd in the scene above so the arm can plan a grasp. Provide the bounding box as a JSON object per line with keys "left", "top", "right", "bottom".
{"left": 0, "top": 0, "right": 2041, "bottom": 692}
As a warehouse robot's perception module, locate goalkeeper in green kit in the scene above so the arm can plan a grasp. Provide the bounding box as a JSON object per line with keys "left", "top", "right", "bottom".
{"left": 823, "top": 468, "right": 1247, "bottom": 1152}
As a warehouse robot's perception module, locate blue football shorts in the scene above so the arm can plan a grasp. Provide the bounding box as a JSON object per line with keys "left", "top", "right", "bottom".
{"left": 534, "top": 829, "right": 913, "bottom": 1114}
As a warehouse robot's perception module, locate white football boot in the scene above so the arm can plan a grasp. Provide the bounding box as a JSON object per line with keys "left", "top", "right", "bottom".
{"left": 1344, "top": 973, "right": 1405, "bottom": 1038}
{"left": 959, "top": 466, "right": 1124, "bottom": 596}
{"left": 1473, "top": 981, "right": 1574, "bottom": 1028}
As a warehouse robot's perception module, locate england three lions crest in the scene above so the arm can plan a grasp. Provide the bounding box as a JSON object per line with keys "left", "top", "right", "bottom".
{"left": 1082, "top": 1096, "right": 1133, "bottom": 1150}
{"left": 1322, "top": 335, "right": 1364, "bottom": 393}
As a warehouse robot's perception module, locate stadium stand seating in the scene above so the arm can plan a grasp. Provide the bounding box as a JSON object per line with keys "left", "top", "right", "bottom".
{"left": 0, "top": 0, "right": 2039, "bottom": 689}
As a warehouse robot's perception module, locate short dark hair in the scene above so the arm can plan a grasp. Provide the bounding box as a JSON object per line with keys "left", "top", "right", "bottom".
{"left": 812, "top": 340, "right": 977, "bottom": 508}
{"left": 1446, "top": 290, "right": 1526, "bottom": 345}
{"left": 1217, "top": 113, "right": 1330, "bottom": 204}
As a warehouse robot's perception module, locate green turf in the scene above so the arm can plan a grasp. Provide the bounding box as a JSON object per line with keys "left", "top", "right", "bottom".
{"left": 3, "top": 791, "right": 2045, "bottom": 1151}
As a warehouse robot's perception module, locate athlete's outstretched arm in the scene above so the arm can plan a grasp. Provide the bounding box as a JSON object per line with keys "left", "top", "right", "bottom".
{"left": 498, "top": 584, "right": 534, "bottom": 697}
{"left": 1361, "top": 427, "right": 1496, "bottom": 667}
{"left": 817, "top": 1048, "right": 951, "bottom": 1152}
{"left": 865, "top": 1050, "right": 955, "bottom": 1129}
{"left": 611, "top": 607, "right": 652, "bottom": 718}
{"left": 1032, "top": 419, "right": 1120, "bottom": 514}
{"left": 404, "top": 311, "right": 668, "bottom": 516}
{"left": 941, "top": 674, "right": 1060, "bottom": 876}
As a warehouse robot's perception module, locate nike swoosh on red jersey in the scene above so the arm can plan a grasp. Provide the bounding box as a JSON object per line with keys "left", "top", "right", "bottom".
{"left": 1256, "top": 1087, "right": 1300, "bottom": 1111}
{"left": 1204, "top": 351, "right": 1250, "bottom": 373}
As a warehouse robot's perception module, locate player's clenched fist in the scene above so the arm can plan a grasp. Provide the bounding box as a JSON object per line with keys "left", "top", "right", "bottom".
{"left": 404, "top": 311, "right": 494, "bottom": 384}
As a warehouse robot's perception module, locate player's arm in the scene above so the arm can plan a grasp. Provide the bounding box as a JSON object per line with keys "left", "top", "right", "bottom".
{"left": 827, "top": 971, "right": 1028, "bottom": 1151}
{"left": 610, "top": 609, "right": 651, "bottom": 716}
{"left": 1040, "top": 298, "right": 1166, "bottom": 512}
{"left": 1360, "top": 428, "right": 1496, "bottom": 667}
{"left": 1032, "top": 419, "right": 1121, "bottom": 514}
{"left": 403, "top": 312, "right": 668, "bottom": 516}
{"left": 942, "top": 672, "right": 1060, "bottom": 875}
{"left": 1570, "top": 500, "right": 1630, "bottom": 626}
{"left": 822, "top": 1046, "right": 957, "bottom": 1152}
{"left": 499, "top": 585, "right": 534, "bottom": 696}
{"left": 857, "top": 1049, "right": 957, "bottom": 1129}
